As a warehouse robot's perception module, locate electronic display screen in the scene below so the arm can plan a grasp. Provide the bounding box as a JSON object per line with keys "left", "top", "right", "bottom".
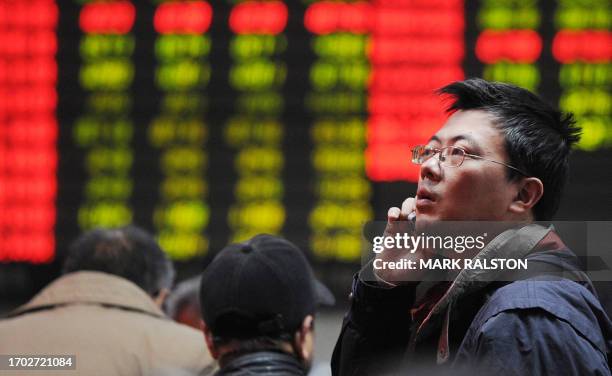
{"left": 0, "top": 0, "right": 610, "bottom": 266}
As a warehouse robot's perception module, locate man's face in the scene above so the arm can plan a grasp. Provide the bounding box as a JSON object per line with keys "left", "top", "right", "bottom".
{"left": 415, "top": 109, "right": 519, "bottom": 223}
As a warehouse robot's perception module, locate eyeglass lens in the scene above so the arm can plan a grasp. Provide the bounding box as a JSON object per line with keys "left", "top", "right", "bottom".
{"left": 413, "top": 146, "right": 465, "bottom": 167}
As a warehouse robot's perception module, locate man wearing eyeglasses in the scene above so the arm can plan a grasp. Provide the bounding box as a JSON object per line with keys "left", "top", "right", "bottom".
{"left": 332, "top": 78, "right": 612, "bottom": 375}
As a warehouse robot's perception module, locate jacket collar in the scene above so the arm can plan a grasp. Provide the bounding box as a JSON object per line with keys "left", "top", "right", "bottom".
{"left": 218, "top": 351, "right": 305, "bottom": 375}
{"left": 9, "top": 271, "right": 166, "bottom": 319}
{"left": 426, "top": 224, "right": 554, "bottom": 319}
{"left": 411, "top": 224, "right": 554, "bottom": 363}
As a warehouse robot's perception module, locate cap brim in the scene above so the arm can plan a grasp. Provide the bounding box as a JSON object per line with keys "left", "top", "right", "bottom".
{"left": 313, "top": 278, "right": 335, "bottom": 306}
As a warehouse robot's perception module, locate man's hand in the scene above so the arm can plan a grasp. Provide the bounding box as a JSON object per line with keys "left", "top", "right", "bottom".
{"left": 373, "top": 197, "right": 431, "bottom": 286}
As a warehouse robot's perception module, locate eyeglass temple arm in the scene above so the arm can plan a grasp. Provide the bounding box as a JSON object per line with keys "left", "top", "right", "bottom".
{"left": 466, "top": 153, "right": 529, "bottom": 176}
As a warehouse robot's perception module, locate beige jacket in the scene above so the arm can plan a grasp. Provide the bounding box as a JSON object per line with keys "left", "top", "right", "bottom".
{"left": 0, "top": 271, "right": 216, "bottom": 376}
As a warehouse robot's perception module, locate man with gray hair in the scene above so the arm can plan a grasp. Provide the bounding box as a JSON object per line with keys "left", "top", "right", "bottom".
{"left": 0, "top": 225, "right": 215, "bottom": 375}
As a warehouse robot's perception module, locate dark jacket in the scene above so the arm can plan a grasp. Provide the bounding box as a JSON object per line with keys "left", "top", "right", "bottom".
{"left": 332, "top": 224, "right": 612, "bottom": 375}
{"left": 215, "top": 351, "right": 305, "bottom": 375}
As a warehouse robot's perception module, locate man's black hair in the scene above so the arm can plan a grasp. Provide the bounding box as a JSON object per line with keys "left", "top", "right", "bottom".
{"left": 62, "top": 225, "right": 175, "bottom": 296}
{"left": 438, "top": 78, "right": 581, "bottom": 220}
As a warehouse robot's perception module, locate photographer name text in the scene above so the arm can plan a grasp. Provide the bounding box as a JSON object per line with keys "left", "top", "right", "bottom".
{"left": 373, "top": 258, "right": 528, "bottom": 271}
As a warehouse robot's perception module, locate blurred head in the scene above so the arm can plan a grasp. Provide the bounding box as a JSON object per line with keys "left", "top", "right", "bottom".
{"left": 62, "top": 225, "right": 175, "bottom": 304}
{"left": 415, "top": 78, "right": 580, "bottom": 224}
{"left": 165, "top": 275, "right": 202, "bottom": 329}
{"left": 199, "top": 234, "right": 334, "bottom": 370}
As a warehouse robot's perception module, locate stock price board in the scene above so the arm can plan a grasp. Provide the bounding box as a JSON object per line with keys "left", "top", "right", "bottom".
{"left": 0, "top": 0, "right": 610, "bottom": 267}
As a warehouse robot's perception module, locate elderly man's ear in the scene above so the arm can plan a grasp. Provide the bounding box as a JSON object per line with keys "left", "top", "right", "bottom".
{"left": 509, "top": 177, "right": 544, "bottom": 219}
{"left": 294, "top": 315, "right": 315, "bottom": 363}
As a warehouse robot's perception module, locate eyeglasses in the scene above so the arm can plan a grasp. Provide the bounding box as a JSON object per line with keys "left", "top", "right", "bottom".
{"left": 411, "top": 145, "right": 529, "bottom": 176}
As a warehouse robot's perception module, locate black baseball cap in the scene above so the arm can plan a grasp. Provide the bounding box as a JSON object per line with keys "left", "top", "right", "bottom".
{"left": 199, "top": 234, "right": 335, "bottom": 339}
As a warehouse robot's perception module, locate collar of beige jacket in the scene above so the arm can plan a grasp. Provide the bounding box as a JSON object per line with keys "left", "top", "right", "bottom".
{"left": 9, "top": 271, "right": 166, "bottom": 319}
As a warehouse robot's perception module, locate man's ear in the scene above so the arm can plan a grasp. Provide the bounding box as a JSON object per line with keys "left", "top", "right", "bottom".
{"left": 153, "top": 288, "right": 170, "bottom": 308}
{"left": 293, "top": 315, "right": 314, "bottom": 362}
{"left": 509, "top": 177, "right": 544, "bottom": 217}
{"left": 201, "top": 321, "right": 220, "bottom": 359}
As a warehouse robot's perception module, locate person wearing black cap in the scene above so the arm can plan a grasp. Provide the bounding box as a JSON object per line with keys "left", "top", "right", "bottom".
{"left": 199, "top": 234, "right": 335, "bottom": 376}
